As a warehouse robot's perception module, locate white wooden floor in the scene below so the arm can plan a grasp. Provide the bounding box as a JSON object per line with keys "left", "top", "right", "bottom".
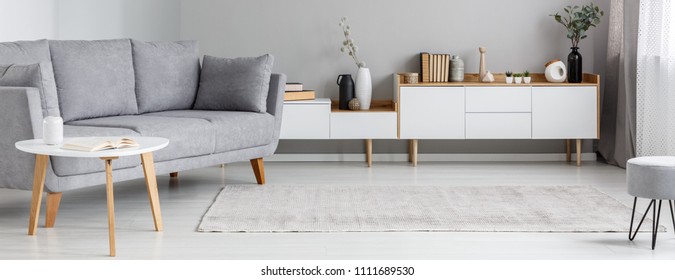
{"left": 0, "top": 161, "right": 674, "bottom": 260}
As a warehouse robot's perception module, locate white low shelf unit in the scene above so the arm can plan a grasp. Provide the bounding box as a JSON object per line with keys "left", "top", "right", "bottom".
{"left": 280, "top": 98, "right": 398, "bottom": 166}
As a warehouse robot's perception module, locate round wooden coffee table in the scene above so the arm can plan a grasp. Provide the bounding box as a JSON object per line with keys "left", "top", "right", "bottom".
{"left": 15, "top": 137, "right": 169, "bottom": 256}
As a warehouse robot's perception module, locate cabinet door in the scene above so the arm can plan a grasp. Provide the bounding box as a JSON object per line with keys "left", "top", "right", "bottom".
{"left": 532, "top": 86, "right": 598, "bottom": 139}
{"left": 280, "top": 103, "right": 330, "bottom": 139}
{"left": 399, "top": 87, "right": 465, "bottom": 139}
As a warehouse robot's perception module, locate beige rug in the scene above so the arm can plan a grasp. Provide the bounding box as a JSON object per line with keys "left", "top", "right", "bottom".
{"left": 198, "top": 185, "right": 660, "bottom": 233}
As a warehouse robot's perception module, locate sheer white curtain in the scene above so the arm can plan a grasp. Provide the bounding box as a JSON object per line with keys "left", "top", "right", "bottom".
{"left": 636, "top": 0, "right": 675, "bottom": 156}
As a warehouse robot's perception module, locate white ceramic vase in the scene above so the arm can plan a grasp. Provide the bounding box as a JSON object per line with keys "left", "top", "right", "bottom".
{"left": 355, "top": 67, "right": 372, "bottom": 110}
{"left": 545, "top": 60, "right": 567, "bottom": 83}
{"left": 505, "top": 77, "right": 514, "bottom": 84}
{"left": 43, "top": 116, "right": 63, "bottom": 145}
{"left": 523, "top": 77, "right": 532, "bottom": 84}
{"left": 514, "top": 77, "right": 523, "bottom": 84}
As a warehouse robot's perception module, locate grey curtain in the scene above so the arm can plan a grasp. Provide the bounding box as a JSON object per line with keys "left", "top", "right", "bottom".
{"left": 598, "top": 0, "right": 639, "bottom": 168}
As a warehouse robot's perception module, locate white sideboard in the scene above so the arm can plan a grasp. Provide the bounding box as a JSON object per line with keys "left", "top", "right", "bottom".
{"left": 279, "top": 73, "right": 600, "bottom": 167}
{"left": 395, "top": 73, "right": 600, "bottom": 166}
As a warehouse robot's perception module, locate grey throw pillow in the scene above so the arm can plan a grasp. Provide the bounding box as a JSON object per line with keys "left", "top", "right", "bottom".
{"left": 193, "top": 54, "right": 274, "bottom": 113}
{"left": 132, "top": 40, "right": 201, "bottom": 113}
{"left": 0, "top": 62, "right": 60, "bottom": 117}
{"left": 49, "top": 39, "right": 138, "bottom": 122}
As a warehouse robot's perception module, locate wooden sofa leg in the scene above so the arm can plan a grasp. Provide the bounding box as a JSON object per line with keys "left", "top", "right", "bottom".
{"left": 250, "top": 158, "right": 265, "bottom": 185}
{"left": 45, "top": 192, "right": 62, "bottom": 228}
{"left": 169, "top": 172, "right": 178, "bottom": 178}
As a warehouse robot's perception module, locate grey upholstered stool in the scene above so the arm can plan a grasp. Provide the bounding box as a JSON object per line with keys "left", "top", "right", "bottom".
{"left": 627, "top": 156, "right": 675, "bottom": 249}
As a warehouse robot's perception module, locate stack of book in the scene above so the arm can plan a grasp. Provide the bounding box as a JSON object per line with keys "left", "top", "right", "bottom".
{"left": 419, "top": 52, "right": 451, "bottom": 83}
{"left": 284, "top": 83, "right": 316, "bottom": 101}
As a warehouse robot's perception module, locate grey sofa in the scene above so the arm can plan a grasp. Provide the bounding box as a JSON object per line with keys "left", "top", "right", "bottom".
{"left": 0, "top": 39, "right": 286, "bottom": 195}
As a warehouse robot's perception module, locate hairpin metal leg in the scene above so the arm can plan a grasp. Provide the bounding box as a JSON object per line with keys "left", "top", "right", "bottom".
{"left": 669, "top": 201, "right": 675, "bottom": 236}
{"left": 651, "top": 200, "right": 662, "bottom": 250}
{"left": 629, "top": 198, "right": 654, "bottom": 241}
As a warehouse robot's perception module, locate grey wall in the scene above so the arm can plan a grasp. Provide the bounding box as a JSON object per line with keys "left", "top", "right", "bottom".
{"left": 57, "top": 0, "right": 180, "bottom": 40}
{"left": 181, "top": 0, "right": 610, "bottom": 155}
{"left": 0, "top": 0, "right": 57, "bottom": 41}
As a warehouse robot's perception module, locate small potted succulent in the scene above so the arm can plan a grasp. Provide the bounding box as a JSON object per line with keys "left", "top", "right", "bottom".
{"left": 505, "top": 71, "right": 514, "bottom": 84}
{"left": 514, "top": 73, "right": 523, "bottom": 84}
{"left": 523, "top": 70, "right": 531, "bottom": 84}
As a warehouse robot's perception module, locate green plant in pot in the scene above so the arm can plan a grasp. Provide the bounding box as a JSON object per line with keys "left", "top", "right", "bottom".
{"left": 505, "top": 71, "right": 514, "bottom": 84}
{"left": 550, "top": 3, "right": 604, "bottom": 83}
{"left": 514, "top": 73, "right": 523, "bottom": 84}
{"left": 523, "top": 70, "right": 531, "bottom": 84}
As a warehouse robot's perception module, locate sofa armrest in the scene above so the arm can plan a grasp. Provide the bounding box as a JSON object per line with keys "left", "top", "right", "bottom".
{"left": 266, "top": 73, "right": 287, "bottom": 117}
{"left": 0, "top": 87, "right": 47, "bottom": 190}
{"left": 266, "top": 73, "right": 287, "bottom": 142}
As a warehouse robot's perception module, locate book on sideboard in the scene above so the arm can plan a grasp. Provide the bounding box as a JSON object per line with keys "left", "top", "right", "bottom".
{"left": 420, "top": 52, "right": 452, "bottom": 83}
{"left": 284, "top": 90, "right": 316, "bottom": 101}
{"left": 285, "top": 82, "right": 303, "bottom": 92}
{"left": 420, "top": 52, "right": 430, "bottom": 82}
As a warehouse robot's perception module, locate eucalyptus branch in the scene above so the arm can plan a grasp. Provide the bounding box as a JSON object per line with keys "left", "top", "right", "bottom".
{"left": 550, "top": 3, "right": 604, "bottom": 48}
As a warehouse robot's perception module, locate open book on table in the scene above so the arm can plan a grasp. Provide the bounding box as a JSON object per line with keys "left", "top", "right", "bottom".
{"left": 61, "top": 137, "right": 139, "bottom": 152}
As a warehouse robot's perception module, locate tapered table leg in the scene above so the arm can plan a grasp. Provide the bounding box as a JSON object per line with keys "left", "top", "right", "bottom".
{"left": 102, "top": 157, "right": 118, "bottom": 257}
{"left": 28, "top": 154, "right": 49, "bottom": 235}
{"left": 141, "top": 153, "right": 163, "bottom": 231}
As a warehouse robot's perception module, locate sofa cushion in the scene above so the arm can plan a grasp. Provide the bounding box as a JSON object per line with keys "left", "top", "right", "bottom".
{"left": 0, "top": 62, "right": 60, "bottom": 117}
{"left": 193, "top": 54, "right": 274, "bottom": 113}
{"left": 0, "top": 39, "right": 51, "bottom": 64}
{"left": 131, "top": 40, "right": 200, "bottom": 113}
{"left": 145, "top": 110, "right": 275, "bottom": 153}
{"left": 67, "top": 115, "right": 216, "bottom": 162}
{"left": 51, "top": 125, "right": 141, "bottom": 176}
{"left": 0, "top": 40, "right": 60, "bottom": 117}
{"left": 49, "top": 39, "right": 138, "bottom": 122}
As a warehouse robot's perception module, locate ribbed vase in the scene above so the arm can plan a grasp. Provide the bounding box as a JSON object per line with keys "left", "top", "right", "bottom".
{"left": 355, "top": 67, "right": 372, "bottom": 110}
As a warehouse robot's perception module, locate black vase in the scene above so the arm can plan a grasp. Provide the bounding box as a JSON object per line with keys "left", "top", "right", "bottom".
{"left": 337, "top": 74, "right": 354, "bottom": 110}
{"left": 567, "top": 47, "right": 583, "bottom": 83}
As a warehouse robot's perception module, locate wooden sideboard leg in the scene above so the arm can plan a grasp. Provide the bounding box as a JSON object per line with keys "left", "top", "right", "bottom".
{"left": 45, "top": 192, "right": 62, "bottom": 228}
{"left": 365, "top": 139, "right": 372, "bottom": 167}
{"left": 220, "top": 164, "right": 225, "bottom": 168}
{"left": 408, "top": 140, "right": 413, "bottom": 163}
{"left": 565, "top": 139, "right": 572, "bottom": 163}
{"left": 169, "top": 172, "right": 178, "bottom": 178}
{"left": 250, "top": 158, "right": 265, "bottom": 185}
{"left": 141, "top": 153, "right": 163, "bottom": 231}
{"left": 411, "top": 139, "right": 418, "bottom": 167}
{"left": 28, "top": 154, "right": 49, "bottom": 235}
{"left": 576, "top": 139, "right": 582, "bottom": 167}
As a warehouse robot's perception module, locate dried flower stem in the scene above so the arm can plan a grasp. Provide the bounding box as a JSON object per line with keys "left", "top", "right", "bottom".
{"left": 339, "top": 17, "right": 366, "bottom": 68}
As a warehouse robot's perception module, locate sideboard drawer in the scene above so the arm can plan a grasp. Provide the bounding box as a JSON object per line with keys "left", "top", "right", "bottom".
{"left": 465, "top": 87, "right": 532, "bottom": 112}
{"left": 280, "top": 99, "right": 330, "bottom": 139}
{"left": 465, "top": 113, "right": 532, "bottom": 139}
{"left": 330, "top": 112, "right": 397, "bottom": 139}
